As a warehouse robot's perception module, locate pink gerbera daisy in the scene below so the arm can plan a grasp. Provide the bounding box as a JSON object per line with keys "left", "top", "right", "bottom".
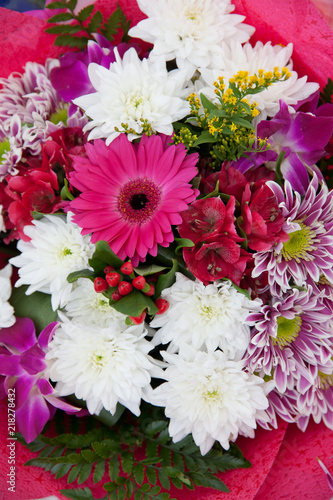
{"left": 69, "top": 134, "right": 198, "bottom": 264}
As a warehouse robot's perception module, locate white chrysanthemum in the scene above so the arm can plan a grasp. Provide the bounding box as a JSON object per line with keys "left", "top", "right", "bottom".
{"left": 195, "top": 41, "right": 319, "bottom": 120}
{"left": 73, "top": 48, "right": 190, "bottom": 145}
{"left": 0, "top": 264, "right": 15, "bottom": 328}
{"left": 63, "top": 278, "right": 127, "bottom": 329}
{"left": 9, "top": 213, "right": 94, "bottom": 311}
{"left": 150, "top": 273, "right": 261, "bottom": 358}
{"left": 152, "top": 347, "right": 272, "bottom": 454}
{"left": 129, "top": 0, "right": 254, "bottom": 77}
{"left": 46, "top": 316, "right": 158, "bottom": 416}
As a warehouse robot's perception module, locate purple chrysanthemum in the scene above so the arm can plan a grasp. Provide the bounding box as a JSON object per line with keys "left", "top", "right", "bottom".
{"left": 245, "top": 286, "right": 333, "bottom": 394}
{"left": 253, "top": 175, "right": 333, "bottom": 295}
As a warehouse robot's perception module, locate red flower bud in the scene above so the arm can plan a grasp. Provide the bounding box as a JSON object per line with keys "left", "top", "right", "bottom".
{"left": 155, "top": 298, "right": 169, "bottom": 315}
{"left": 129, "top": 310, "right": 147, "bottom": 324}
{"left": 132, "top": 276, "right": 146, "bottom": 290}
{"left": 94, "top": 277, "right": 108, "bottom": 293}
{"left": 106, "top": 272, "right": 121, "bottom": 287}
{"left": 120, "top": 261, "right": 134, "bottom": 275}
{"left": 118, "top": 281, "right": 133, "bottom": 296}
{"left": 144, "top": 283, "right": 155, "bottom": 296}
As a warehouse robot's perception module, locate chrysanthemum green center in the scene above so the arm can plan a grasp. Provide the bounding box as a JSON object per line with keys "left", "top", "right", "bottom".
{"left": 57, "top": 246, "right": 73, "bottom": 260}
{"left": 272, "top": 315, "right": 302, "bottom": 348}
{"left": 49, "top": 107, "right": 68, "bottom": 126}
{"left": 281, "top": 222, "right": 316, "bottom": 263}
{"left": 0, "top": 138, "right": 10, "bottom": 163}
{"left": 118, "top": 178, "right": 162, "bottom": 225}
{"left": 199, "top": 303, "right": 215, "bottom": 320}
{"left": 318, "top": 369, "right": 333, "bottom": 390}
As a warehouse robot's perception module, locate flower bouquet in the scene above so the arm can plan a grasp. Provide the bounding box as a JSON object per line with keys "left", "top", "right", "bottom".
{"left": 1, "top": 0, "right": 333, "bottom": 499}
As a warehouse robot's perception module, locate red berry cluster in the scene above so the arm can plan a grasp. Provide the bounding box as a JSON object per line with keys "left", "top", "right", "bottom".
{"left": 93, "top": 261, "right": 169, "bottom": 324}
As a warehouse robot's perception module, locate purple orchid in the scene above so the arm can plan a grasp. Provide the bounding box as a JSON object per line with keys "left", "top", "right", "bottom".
{"left": 49, "top": 38, "right": 134, "bottom": 102}
{"left": 257, "top": 100, "right": 333, "bottom": 194}
{"left": 0, "top": 318, "right": 79, "bottom": 443}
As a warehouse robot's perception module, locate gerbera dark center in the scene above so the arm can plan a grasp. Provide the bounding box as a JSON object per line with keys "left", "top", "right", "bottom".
{"left": 118, "top": 178, "right": 162, "bottom": 225}
{"left": 131, "top": 193, "right": 149, "bottom": 210}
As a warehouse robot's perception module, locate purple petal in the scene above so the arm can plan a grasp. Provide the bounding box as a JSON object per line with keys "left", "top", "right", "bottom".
{"left": 317, "top": 458, "right": 333, "bottom": 490}
{"left": 291, "top": 112, "right": 333, "bottom": 163}
{"left": 13, "top": 373, "right": 36, "bottom": 410}
{"left": 280, "top": 153, "right": 310, "bottom": 195}
{"left": 0, "top": 354, "right": 24, "bottom": 376}
{"left": 36, "top": 378, "right": 54, "bottom": 396}
{"left": 15, "top": 392, "right": 51, "bottom": 443}
{"left": 38, "top": 322, "right": 59, "bottom": 351}
{"left": 20, "top": 344, "right": 47, "bottom": 375}
{"left": 0, "top": 317, "right": 36, "bottom": 352}
{"left": 44, "top": 393, "right": 81, "bottom": 413}
{"left": 50, "top": 59, "right": 94, "bottom": 102}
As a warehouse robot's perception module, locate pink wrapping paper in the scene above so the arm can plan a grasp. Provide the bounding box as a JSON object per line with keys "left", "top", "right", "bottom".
{"left": 0, "top": 1, "right": 332, "bottom": 499}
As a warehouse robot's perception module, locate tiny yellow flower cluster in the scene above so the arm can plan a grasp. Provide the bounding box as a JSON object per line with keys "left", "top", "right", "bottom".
{"left": 114, "top": 118, "right": 154, "bottom": 137}
{"left": 173, "top": 127, "right": 198, "bottom": 148}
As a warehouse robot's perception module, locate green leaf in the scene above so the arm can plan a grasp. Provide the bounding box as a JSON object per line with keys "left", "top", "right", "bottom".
{"left": 60, "top": 488, "right": 95, "bottom": 500}
{"left": 55, "top": 463, "right": 72, "bottom": 479}
{"left": 93, "top": 461, "right": 105, "bottom": 484}
{"left": 46, "top": 0, "right": 67, "bottom": 9}
{"left": 111, "top": 289, "right": 158, "bottom": 316}
{"left": 146, "top": 467, "right": 157, "bottom": 485}
{"left": 126, "top": 480, "right": 134, "bottom": 499}
{"left": 121, "top": 453, "right": 134, "bottom": 474}
{"left": 81, "top": 450, "right": 99, "bottom": 463}
{"left": 230, "top": 116, "right": 253, "bottom": 130}
{"left": 95, "top": 405, "right": 125, "bottom": 428}
{"left": 101, "top": 6, "right": 124, "bottom": 41}
{"left": 93, "top": 440, "right": 121, "bottom": 459}
{"left": 200, "top": 93, "right": 218, "bottom": 113}
{"left": 274, "top": 150, "right": 286, "bottom": 185}
{"left": 67, "top": 0, "right": 78, "bottom": 11}
{"left": 46, "top": 24, "right": 83, "bottom": 34}
{"left": 104, "top": 482, "right": 118, "bottom": 493}
{"left": 67, "top": 269, "right": 95, "bottom": 283}
{"left": 54, "top": 35, "right": 90, "bottom": 49}
{"left": 172, "top": 454, "right": 184, "bottom": 473}
{"left": 9, "top": 286, "right": 57, "bottom": 334}
{"left": 238, "top": 100, "right": 252, "bottom": 114}
{"left": 68, "top": 464, "right": 82, "bottom": 483}
{"left": 133, "top": 463, "right": 145, "bottom": 485}
{"left": 117, "top": 485, "right": 126, "bottom": 500}
{"left": 174, "top": 238, "right": 194, "bottom": 255}
{"left": 142, "top": 420, "right": 168, "bottom": 437}
{"left": 158, "top": 469, "right": 170, "bottom": 490}
{"left": 155, "top": 259, "right": 178, "bottom": 298}
{"left": 87, "top": 10, "right": 103, "bottom": 32}
{"left": 133, "top": 264, "right": 168, "bottom": 276}
{"left": 108, "top": 458, "right": 120, "bottom": 481}
{"left": 60, "top": 179, "right": 75, "bottom": 201}
{"left": 193, "top": 130, "right": 218, "bottom": 147}
{"left": 77, "top": 4, "right": 95, "bottom": 21}
{"left": 48, "top": 12, "right": 74, "bottom": 22}
{"left": 189, "top": 472, "right": 229, "bottom": 492}
{"left": 93, "top": 241, "right": 124, "bottom": 268}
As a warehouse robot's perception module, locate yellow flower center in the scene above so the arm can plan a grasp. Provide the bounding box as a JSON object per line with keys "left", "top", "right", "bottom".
{"left": 281, "top": 222, "right": 317, "bottom": 263}
{"left": 272, "top": 315, "right": 302, "bottom": 348}
{"left": 318, "top": 370, "right": 333, "bottom": 390}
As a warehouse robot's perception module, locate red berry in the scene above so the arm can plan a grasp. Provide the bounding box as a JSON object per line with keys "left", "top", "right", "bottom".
{"left": 106, "top": 272, "right": 121, "bottom": 287}
{"left": 144, "top": 283, "right": 155, "bottom": 296}
{"left": 120, "top": 261, "right": 134, "bottom": 275}
{"left": 118, "top": 281, "right": 133, "bottom": 296}
{"left": 155, "top": 298, "right": 170, "bottom": 315}
{"left": 129, "top": 310, "right": 147, "bottom": 325}
{"left": 132, "top": 276, "right": 146, "bottom": 290}
{"left": 94, "top": 277, "right": 109, "bottom": 293}
{"left": 104, "top": 265, "right": 115, "bottom": 274}
{"left": 111, "top": 290, "right": 122, "bottom": 301}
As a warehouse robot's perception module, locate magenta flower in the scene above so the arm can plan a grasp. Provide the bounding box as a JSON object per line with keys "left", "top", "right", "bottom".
{"left": 69, "top": 134, "right": 199, "bottom": 265}
{"left": 253, "top": 175, "right": 333, "bottom": 295}
{"left": 257, "top": 100, "right": 333, "bottom": 194}
{"left": 245, "top": 286, "right": 333, "bottom": 394}
{"left": 0, "top": 318, "right": 79, "bottom": 443}
{"left": 317, "top": 458, "right": 333, "bottom": 491}
{"left": 49, "top": 39, "right": 133, "bottom": 102}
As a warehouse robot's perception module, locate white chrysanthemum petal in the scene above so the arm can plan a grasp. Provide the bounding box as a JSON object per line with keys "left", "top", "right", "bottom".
{"left": 129, "top": 0, "right": 254, "bottom": 77}
{"left": 63, "top": 278, "right": 127, "bottom": 329}
{"left": 150, "top": 273, "right": 261, "bottom": 358}
{"left": 194, "top": 41, "right": 319, "bottom": 121}
{"left": 0, "top": 264, "right": 15, "bottom": 328}
{"left": 73, "top": 48, "right": 190, "bottom": 144}
{"left": 9, "top": 213, "right": 94, "bottom": 311}
{"left": 152, "top": 349, "right": 271, "bottom": 454}
{"left": 46, "top": 320, "right": 157, "bottom": 416}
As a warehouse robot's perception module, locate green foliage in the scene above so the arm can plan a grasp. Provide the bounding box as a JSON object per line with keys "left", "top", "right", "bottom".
{"left": 9, "top": 286, "right": 57, "bottom": 334}
{"left": 45, "top": 1, "right": 131, "bottom": 50}
{"left": 22, "top": 404, "right": 250, "bottom": 499}
{"left": 320, "top": 78, "right": 333, "bottom": 105}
